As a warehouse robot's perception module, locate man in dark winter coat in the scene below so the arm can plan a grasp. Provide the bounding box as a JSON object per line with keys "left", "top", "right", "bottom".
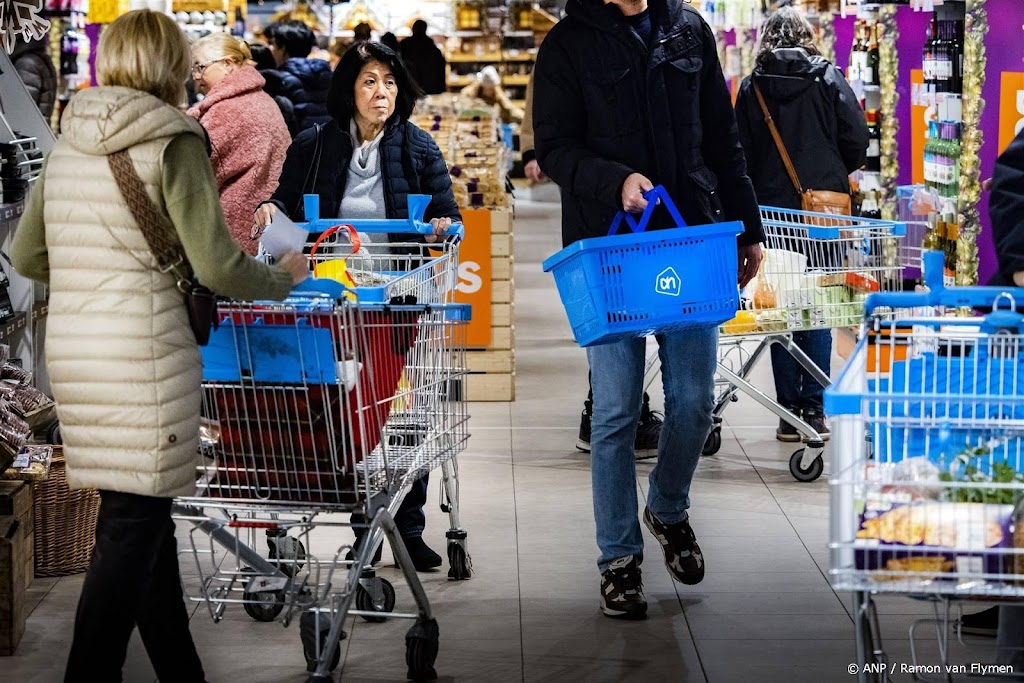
{"left": 400, "top": 20, "right": 446, "bottom": 95}
{"left": 268, "top": 21, "right": 333, "bottom": 133}
{"left": 11, "top": 37, "right": 57, "bottom": 121}
{"left": 534, "top": 0, "right": 764, "bottom": 621}
{"left": 990, "top": 128, "right": 1024, "bottom": 288}
{"left": 250, "top": 43, "right": 299, "bottom": 137}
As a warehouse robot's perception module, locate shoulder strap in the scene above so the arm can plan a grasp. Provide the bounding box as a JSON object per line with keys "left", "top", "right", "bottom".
{"left": 752, "top": 80, "right": 804, "bottom": 195}
{"left": 294, "top": 122, "right": 325, "bottom": 218}
{"left": 106, "top": 150, "right": 191, "bottom": 282}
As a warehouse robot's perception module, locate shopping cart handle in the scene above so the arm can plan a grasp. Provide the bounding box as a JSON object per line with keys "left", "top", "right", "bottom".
{"left": 300, "top": 194, "right": 464, "bottom": 239}
{"left": 865, "top": 251, "right": 1024, "bottom": 315}
{"left": 608, "top": 185, "right": 688, "bottom": 236}
{"left": 290, "top": 276, "right": 347, "bottom": 299}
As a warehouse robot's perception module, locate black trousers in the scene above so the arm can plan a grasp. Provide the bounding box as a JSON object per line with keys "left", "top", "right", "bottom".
{"left": 65, "top": 491, "right": 205, "bottom": 683}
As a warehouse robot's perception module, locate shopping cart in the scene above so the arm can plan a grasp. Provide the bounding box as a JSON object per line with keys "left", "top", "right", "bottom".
{"left": 642, "top": 206, "right": 905, "bottom": 482}
{"left": 827, "top": 251, "right": 1024, "bottom": 682}
{"left": 173, "top": 196, "right": 471, "bottom": 682}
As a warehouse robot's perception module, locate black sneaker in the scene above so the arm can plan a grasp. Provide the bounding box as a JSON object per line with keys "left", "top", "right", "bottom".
{"left": 957, "top": 606, "right": 999, "bottom": 637}
{"left": 634, "top": 406, "right": 662, "bottom": 461}
{"left": 643, "top": 508, "right": 705, "bottom": 585}
{"left": 577, "top": 409, "right": 592, "bottom": 452}
{"left": 803, "top": 411, "right": 831, "bottom": 442}
{"left": 776, "top": 418, "right": 801, "bottom": 443}
{"left": 600, "top": 556, "right": 647, "bottom": 620}
{"left": 404, "top": 536, "right": 443, "bottom": 572}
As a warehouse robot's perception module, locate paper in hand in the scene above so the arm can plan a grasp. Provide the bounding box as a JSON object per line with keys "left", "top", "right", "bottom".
{"left": 260, "top": 211, "right": 308, "bottom": 259}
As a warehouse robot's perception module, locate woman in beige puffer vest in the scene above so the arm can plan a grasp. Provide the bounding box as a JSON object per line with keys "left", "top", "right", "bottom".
{"left": 10, "top": 11, "right": 307, "bottom": 681}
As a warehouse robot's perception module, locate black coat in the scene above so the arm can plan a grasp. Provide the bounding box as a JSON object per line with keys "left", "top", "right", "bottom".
{"left": 990, "top": 128, "right": 1024, "bottom": 287}
{"left": 277, "top": 58, "right": 333, "bottom": 133}
{"left": 399, "top": 36, "right": 447, "bottom": 95}
{"left": 11, "top": 39, "right": 56, "bottom": 120}
{"left": 533, "top": 0, "right": 764, "bottom": 248}
{"left": 268, "top": 118, "right": 461, "bottom": 248}
{"left": 735, "top": 49, "right": 868, "bottom": 210}
{"left": 259, "top": 68, "right": 299, "bottom": 138}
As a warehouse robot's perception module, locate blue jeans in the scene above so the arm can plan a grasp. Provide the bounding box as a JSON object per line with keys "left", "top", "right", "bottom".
{"left": 770, "top": 330, "right": 832, "bottom": 413}
{"left": 587, "top": 329, "right": 717, "bottom": 573}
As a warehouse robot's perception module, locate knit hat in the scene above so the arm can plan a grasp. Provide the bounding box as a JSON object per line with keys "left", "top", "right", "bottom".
{"left": 479, "top": 65, "right": 500, "bottom": 87}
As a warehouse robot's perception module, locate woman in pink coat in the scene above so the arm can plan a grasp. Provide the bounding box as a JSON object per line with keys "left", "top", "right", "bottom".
{"left": 189, "top": 34, "right": 290, "bottom": 255}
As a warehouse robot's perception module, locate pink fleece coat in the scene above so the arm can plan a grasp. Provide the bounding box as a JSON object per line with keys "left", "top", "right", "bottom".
{"left": 188, "top": 66, "right": 290, "bottom": 255}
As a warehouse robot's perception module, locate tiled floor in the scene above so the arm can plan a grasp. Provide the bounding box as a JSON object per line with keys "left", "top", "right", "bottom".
{"left": 7, "top": 198, "right": 1001, "bottom": 682}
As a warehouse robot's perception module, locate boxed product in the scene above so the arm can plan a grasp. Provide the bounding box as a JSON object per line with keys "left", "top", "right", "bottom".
{"left": 2, "top": 445, "right": 53, "bottom": 481}
{"left": 755, "top": 310, "right": 787, "bottom": 332}
{"left": 846, "top": 271, "right": 881, "bottom": 293}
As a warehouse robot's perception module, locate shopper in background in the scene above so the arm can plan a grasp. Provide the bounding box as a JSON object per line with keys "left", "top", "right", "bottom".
{"left": 520, "top": 70, "right": 545, "bottom": 184}
{"left": 268, "top": 20, "right": 333, "bottom": 132}
{"left": 400, "top": 19, "right": 447, "bottom": 95}
{"left": 461, "top": 65, "right": 524, "bottom": 124}
{"left": 188, "top": 34, "right": 291, "bottom": 255}
{"left": 353, "top": 22, "right": 372, "bottom": 44}
{"left": 252, "top": 41, "right": 459, "bottom": 575}
{"left": 380, "top": 32, "right": 400, "bottom": 53}
{"left": 250, "top": 43, "right": 299, "bottom": 136}
{"left": 10, "top": 10, "right": 307, "bottom": 680}
{"left": 11, "top": 36, "right": 57, "bottom": 121}
{"left": 534, "top": 0, "right": 764, "bottom": 620}
{"left": 734, "top": 7, "right": 868, "bottom": 443}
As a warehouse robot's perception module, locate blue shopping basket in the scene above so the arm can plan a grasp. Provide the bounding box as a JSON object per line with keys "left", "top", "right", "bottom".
{"left": 542, "top": 186, "right": 743, "bottom": 347}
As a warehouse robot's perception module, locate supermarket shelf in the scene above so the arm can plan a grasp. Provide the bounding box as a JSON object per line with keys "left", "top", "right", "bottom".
{"left": 448, "top": 52, "right": 503, "bottom": 63}
{"left": 0, "top": 313, "right": 28, "bottom": 346}
{"left": 31, "top": 302, "right": 47, "bottom": 323}
{"left": 0, "top": 201, "right": 24, "bottom": 229}
{"left": 502, "top": 52, "right": 537, "bottom": 62}
{"left": 448, "top": 77, "right": 476, "bottom": 88}
{"left": 503, "top": 75, "right": 530, "bottom": 87}
{"left": 504, "top": 30, "right": 535, "bottom": 37}
{"left": 455, "top": 30, "right": 485, "bottom": 38}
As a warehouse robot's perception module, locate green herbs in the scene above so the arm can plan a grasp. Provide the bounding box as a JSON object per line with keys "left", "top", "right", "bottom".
{"left": 939, "top": 446, "right": 1024, "bottom": 505}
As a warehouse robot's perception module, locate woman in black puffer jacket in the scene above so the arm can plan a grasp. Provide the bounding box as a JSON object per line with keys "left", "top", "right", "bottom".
{"left": 734, "top": 7, "right": 868, "bottom": 444}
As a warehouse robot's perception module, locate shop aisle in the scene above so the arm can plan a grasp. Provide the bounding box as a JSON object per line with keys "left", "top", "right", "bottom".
{"left": 6, "top": 197, "right": 999, "bottom": 682}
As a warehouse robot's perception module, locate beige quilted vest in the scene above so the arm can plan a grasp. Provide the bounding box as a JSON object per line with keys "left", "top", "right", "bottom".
{"left": 44, "top": 87, "right": 207, "bottom": 498}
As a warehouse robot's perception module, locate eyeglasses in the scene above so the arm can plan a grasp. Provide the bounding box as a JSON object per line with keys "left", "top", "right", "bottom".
{"left": 191, "top": 58, "right": 227, "bottom": 78}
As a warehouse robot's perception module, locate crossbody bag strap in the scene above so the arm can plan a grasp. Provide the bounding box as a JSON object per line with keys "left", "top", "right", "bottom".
{"left": 753, "top": 80, "right": 804, "bottom": 196}
{"left": 106, "top": 150, "right": 192, "bottom": 284}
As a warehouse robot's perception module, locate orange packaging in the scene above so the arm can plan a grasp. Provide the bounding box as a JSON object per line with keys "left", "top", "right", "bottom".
{"left": 846, "top": 272, "right": 880, "bottom": 293}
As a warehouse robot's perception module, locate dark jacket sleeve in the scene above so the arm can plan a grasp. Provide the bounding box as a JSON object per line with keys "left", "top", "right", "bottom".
{"left": 533, "top": 32, "right": 634, "bottom": 210}
{"left": 828, "top": 66, "right": 869, "bottom": 174}
{"left": 267, "top": 125, "right": 318, "bottom": 219}
{"left": 991, "top": 130, "right": 1024, "bottom": 283}
{"left": 417, "top": 131, "right": 462, "bottom": 224}
{"left": 14, "top": 52, "right": 56, "bottom": 119}
{"left": 734, "top": 78, "right": 756, "bottom": 173}
{"left": 697, "top": 22, "right": 764, "bottom": 245}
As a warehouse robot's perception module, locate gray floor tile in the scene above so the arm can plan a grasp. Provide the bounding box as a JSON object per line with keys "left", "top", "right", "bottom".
{"left": 697, "top": 638, "right": 858, "bottom": 683}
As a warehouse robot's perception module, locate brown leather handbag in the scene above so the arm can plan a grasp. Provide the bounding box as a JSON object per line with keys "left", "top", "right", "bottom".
{"left": 753, "top": 81, "right": 852, "bottom": 219}
{"left": 106, "top": 150, "right": 218, "bottom": 345}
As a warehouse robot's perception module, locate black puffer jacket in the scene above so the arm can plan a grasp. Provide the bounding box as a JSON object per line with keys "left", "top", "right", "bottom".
{"left": 735, "top": 49, "right": 868, "bottom": 210}
{"left": 399, "top": 36, "right": 447, "bottom": 95}
{"left": 268, "top": 118, "right": 461, "bottom": 247}
{"left": 990, "top": 128, "right": 1024, "bottom": 287}
{"left": 259, "top": 68, "right": 299, "bottom": 137}
{"left": 12, "top": 38, "right": 56, "bottom": 120}
{"left": 277, "top": 58, "right": 333, "bottom": 133}
{"left": 533, "top": 0, "right": 764, "bottom": 248}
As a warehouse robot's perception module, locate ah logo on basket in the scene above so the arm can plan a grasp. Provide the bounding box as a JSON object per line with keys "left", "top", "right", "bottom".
{"left": 655, "top": 267, "right": 682, "bottom": 297}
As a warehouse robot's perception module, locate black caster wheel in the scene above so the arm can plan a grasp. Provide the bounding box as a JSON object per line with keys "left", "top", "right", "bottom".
{"left": 702, "top": 429, "right": 722, "bottom": 456}
{"left": 447, "top": 543, "right": 472, "bottom": 581}
{"left": 269, "top": 534, "right": 307, "bottom": 578}
{"left": 789, "top": 449, "right": 824, "bottom": 483}
{"left": 240, "top": 568, "right": 286, "bottom": 622}
{"left": 405, "top": 617, "right": 439, "bottom": 681}
{"left": 356, "top": 578, "right": 396, "bottom": 623}
{"left": 46, "top": 421, "right": 62, "bottom": 445}
{"left": 300, "top": 611, "right": 344, "bottom": 674}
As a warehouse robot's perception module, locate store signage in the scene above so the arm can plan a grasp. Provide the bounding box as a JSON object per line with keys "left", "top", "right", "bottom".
{"left": 998, "top": 72, "right": 1024, "bottom": 154}
{"left": 452, "top": 209, "right": 493, "bottom": 347}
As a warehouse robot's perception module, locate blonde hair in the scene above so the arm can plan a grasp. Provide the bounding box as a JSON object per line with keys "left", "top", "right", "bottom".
{"left": 192, "top": 33, "right": 255, "bottom": 68}
{"left": 95, "top": 10, "right": 190, "bottom": 106}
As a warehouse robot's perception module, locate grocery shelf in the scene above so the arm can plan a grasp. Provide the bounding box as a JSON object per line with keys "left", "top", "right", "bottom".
{"left": 503, "top": 75, "right": 530, "bottom": 87}
{"left": 0, "top": 312, "right": 28, "bottom": 346}
{"left": 448, "top": 52, "right": 503, "bottom": 63}
{"left": 0, "top": 201, "right": 25, "bottom": 230}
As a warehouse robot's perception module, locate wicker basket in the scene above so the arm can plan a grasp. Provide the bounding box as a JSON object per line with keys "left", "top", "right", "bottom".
{"left": 32, "top": 448, "right": 99, "bottom": 577}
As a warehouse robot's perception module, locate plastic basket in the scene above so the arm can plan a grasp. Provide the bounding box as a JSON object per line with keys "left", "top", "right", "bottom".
{"left": 542, "top": 186, "right": 743, "bottom": 347}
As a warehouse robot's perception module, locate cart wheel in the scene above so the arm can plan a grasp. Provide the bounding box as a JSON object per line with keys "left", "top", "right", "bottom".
{"left": 269, "top": 535, "right": 307, "bottom": 578}
{"left": 46, "top": 421, "right": 62, "bottom": 445}
{"left": 299, "top": 611, "right": 344, "bottom": 674}
{"left": 405, "top": 617, "right": 440, "bottom": 682}
{"left": 447, "top": 543, "right": 472, "bottom": 581}
{"left": 241, "top": 568, "right": 286, "bottom": 623}
{"left": 702, "top": 429, "right": 722, "bottom": 456}
{"left": 789, "top": 449, "right": 824, "bottom": 483}
{"left": 356, "top": 578, "right": 396, "bottom": 623}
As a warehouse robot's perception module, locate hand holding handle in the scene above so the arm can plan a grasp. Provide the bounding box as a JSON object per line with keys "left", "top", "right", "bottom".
{"left": 608, "top": 185, "right": 688, "bottom": 237}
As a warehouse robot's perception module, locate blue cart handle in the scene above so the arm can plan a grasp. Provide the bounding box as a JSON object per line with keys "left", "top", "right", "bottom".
{"left": 300, "top": 193, "right": 465, "bottom": 240}
{"left": 866, "top": 250, "right": 1024, "bottom": 314}
{"left": 607, "top": 185, "right": 688, "bottom": 236}
{"left": 289, "top": 276, "right": 348, "bottom": 300}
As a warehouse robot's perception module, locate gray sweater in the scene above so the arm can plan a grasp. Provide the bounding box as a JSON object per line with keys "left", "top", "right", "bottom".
{"left": 340, "top": 120, "right": 387, "bottom": 247}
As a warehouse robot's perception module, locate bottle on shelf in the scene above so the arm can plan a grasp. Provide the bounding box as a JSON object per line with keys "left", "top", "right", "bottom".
{"left": 922, "top": 15, "right": 938, "bottom": 100}
{"left": 867, "top": 23, "right": 880, "bottom": 87}
{"left": 865, "top": 110, "right": 881, "bottom": 173}
{"left": 933, "top": 18, "right": 951, "bottom": 95}
{"left": 944, "top": 207, "right": 959, "bottom": 275}
{"left": 922, "top": 212, "right": 943, "bottom": 253}
{"left": 861, "top": 189, "right": 881, "bottom": 220}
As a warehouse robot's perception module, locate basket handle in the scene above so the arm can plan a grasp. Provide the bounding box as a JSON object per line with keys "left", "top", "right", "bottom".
{"left": 308, "top": 224, "right": 361, "bottom": 278}
{"left": 607, "top": 186, "right": 688, "bottom": 236}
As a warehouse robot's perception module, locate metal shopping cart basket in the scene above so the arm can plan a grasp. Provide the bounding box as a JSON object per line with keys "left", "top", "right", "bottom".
{"left": 826, "top": 251, "right": 1024, "bottom": 682}
{"left": 173, "top": 196, "right": 471, "bottom": 682}
{"left": 641, "top": 205, "right": 905, "bottom": 482}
